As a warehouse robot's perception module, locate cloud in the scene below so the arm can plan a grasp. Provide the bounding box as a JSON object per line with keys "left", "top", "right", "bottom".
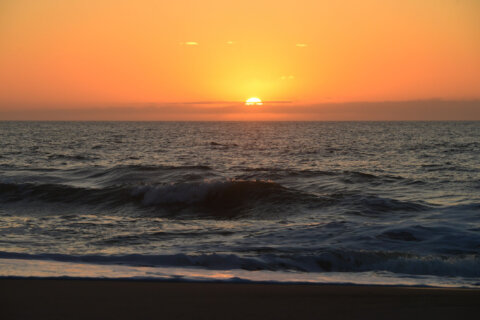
{"left": 180, "top": 41, "right": 199, "bottom": 46}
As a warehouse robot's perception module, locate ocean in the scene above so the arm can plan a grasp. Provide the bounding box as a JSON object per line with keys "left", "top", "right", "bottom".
{"left": 1, "top": 121, "right": 479, "bottom": 287}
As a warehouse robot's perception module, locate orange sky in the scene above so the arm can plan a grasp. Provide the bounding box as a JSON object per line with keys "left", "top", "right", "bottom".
{"left": 1, "top": 0, "right": 479, "bottom": 120}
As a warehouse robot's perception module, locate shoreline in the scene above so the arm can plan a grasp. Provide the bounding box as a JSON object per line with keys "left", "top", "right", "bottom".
{"left": 2, "top": 258, "right": 478, "bottom": 288}
{"left": 2, "top": 279, "right": 480, "bottom": 320}
{"left": 1, "top": 275, "right": 478, "bottom": 289}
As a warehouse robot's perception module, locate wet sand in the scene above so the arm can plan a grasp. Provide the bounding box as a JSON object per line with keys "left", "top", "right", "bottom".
{"left": 1, "top": 279, "right": 479, "bottom": 320}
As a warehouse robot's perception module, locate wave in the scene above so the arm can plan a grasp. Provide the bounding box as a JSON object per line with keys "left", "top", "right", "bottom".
{"left": 2, "top": 164, "right": 423, "bottom": 188}
{"left": 238, "top": 167, "right": 422, "bottom": 186}
{"left": 0, "top": 164, "right": 215, "bottom": 189}
{"left": 132, "top": 180, "right": 288, "bottom": 205}
{"left": 131, "top": 179, "right": 315, "bottom": 217}
{"left": 0, "top": 179, "right": 318, "bottom": 218}
{"left": 0, "top": 176, "right": 433, "bottom": 218}
{"left": 1, "top": 251, "right": 478, "bottom": 278}
{"left": 0, "top": 182, "right": 130, "bottom": 206}
{"left": 76, "top": 164, "right": 214, "bottom": 186}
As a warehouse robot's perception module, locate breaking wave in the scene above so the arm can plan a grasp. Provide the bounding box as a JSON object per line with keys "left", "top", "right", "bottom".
{"left": 0, "top": 178, "right": 431, "bottom": 218}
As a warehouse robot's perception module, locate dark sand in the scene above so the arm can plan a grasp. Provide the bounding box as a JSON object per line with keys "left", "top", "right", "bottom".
{"left": 1, "top": 279, "right": 479, "bottom": 319}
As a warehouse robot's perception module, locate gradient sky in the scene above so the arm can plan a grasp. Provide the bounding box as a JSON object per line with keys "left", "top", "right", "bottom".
{"left": 1, "top": 0, "right": 479, "bottom": 120}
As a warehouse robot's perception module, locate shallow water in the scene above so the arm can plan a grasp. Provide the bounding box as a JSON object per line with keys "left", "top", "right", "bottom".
{"left": 1, "top": 121, "right": 479, "bottom": 286}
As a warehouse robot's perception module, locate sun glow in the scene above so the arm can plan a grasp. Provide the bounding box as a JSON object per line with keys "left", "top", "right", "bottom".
{"left": 1, "top": 1, "right": 479, "bottom": 120}
{"left": 245, "top": 97, "right": 263, "bottom": 106}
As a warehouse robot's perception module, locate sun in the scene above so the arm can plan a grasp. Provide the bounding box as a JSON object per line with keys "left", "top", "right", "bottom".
{"left": 245, "top": 97, "right": 263, "bottom": 106}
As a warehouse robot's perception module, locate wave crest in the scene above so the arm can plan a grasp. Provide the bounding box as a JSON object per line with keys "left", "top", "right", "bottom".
{"left": 131, "top": 179, "right": 309, "bottom": 217}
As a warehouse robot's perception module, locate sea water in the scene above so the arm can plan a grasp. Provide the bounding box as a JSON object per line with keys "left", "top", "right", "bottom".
{"left": 1, "top": 122, "right": 479, "bottom": 287}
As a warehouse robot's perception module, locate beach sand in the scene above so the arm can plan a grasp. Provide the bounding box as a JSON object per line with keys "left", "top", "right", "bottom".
{"left": 1, "top": 279, "right": 479, "bottom": 319}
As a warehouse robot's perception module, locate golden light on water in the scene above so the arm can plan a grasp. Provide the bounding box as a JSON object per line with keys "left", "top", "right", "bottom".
{"left": 245, "top": 97, "right": 263, "bottom": 106}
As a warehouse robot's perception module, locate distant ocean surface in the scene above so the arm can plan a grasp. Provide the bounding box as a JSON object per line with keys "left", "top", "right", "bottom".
{"left": 1, "top": 122, "right": 479, "bottom": 287}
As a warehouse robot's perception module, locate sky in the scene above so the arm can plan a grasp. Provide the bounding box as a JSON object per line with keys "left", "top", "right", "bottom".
{"left": 1, "top": 0, "right": 479, "bottom": 120}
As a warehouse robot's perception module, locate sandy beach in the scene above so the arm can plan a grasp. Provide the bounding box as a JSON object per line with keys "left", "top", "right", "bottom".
{"left": 1, "top": 279, "right": 479, "bottom": 320}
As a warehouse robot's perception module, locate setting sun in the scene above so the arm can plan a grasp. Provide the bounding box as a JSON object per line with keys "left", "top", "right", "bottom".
{"left": 245, "top": 97, "right": 263, "bottom": 106}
